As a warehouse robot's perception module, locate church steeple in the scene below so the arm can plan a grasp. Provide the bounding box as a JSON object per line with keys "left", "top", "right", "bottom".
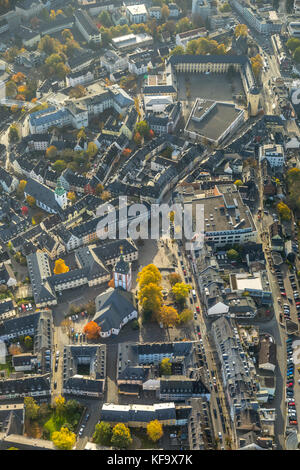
{"left": 54, "top": 178, "right": 67, "bottom": 209}
{"left": 114, "top": 244, "right": 132, "bottom": 291}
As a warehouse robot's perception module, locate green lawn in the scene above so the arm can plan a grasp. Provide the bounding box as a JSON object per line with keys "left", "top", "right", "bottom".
{"left": 0, "top": 360, "right": 13, "bottom": 376}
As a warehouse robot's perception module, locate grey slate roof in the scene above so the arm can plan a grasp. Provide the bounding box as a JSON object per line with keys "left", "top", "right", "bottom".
{"left": 93, "top": 287, "right": 135, "bottom": 333}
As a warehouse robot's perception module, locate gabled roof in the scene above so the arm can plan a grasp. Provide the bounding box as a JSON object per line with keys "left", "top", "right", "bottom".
{"left": 93, "top": 287, "right": 135, "bottom": 333}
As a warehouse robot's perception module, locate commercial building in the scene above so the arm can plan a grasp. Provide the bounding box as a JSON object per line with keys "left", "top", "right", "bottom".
{"left": 126, "top": 4, "right": 148, "bottom": 24}
{"left": 184, "top": 98, "right": 245, "bottom": 145}
{"left": 231, "top": 0, "right": 282, "bottom": 34}
{"left": 111, "top": 33, "right": 153, "bottom": 52}
{"left": 259, "top": 144, "right": 285, "bottom": 168}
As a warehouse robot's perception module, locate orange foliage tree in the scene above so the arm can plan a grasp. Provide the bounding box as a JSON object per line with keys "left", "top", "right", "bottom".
{"left": 83, "top": 321, "right": 101, "bottom": 340}
{"left": 53, "top": 259, "right": 69, "bottom": 275}
{"left": 108, "top": 278, "right": 115, "bottom": 288}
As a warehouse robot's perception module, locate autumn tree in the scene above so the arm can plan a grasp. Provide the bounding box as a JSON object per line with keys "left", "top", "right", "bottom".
{"left": 235, "top": 24, "right": 248, "bottom": 37}
{"left": 122, "top": 148, "right": 132, "bottom": 158}
{"left": 172, "top": 282, "right": 191, "bottom": 305}
{"left": 52, "top": 159, "right": 67, "bottom": 173}
{"left": 83, "top": 321, "right": 101, "bottom": 340}
{"left": 168, "top": 272, "right": 182, "bottom": 286}
{"left": 24, "top": 397, "right": 40, "bottom": 420}
{"left": 9, "top": 344, "right": 22, "bottom": 355}
{"left": 86, "top": 142, "right": 98, "bottom": 158}
{"left": 178, "top": 308, "right": 193, "bottom": 324}
{"left": 134, "top": 132, "right": 142, "bottom": 146}
{"left": 77, "top": 127, "right": 86, "bottom": 140}
{"left": 46, "top": 145, "right": 58, "bottom": 160}
{"left": 250, "top": 54, "right": 263, "bottom": 78}
{"left": 26, "top": 195, "right": 36, "bottom": 208}
{"left": 6, "top": 80, "right": 17, "bottom": 98}
{"left": 277, "top": 201, "right": 292, "bottom": 220}
{"left": 51, "top": 426, "right": 76, "bottom": 450}
{"left": 111, "top": 423, "right": 132, "bottom": 449}
{"left": 138, "top": 283, "right": 163, "bottom": 317}
{"left": 156, "top": 304, "right": 179, "bottom": 328}
{"left": 136, "top": 120, "right": 150, "bottom": 137}
{"left": 95, "top": 183, "right": 104, "bottom": 196}
{"left": 67, "top": 191, "right": 76, "bottom": 203}
{"left": 234, "top": 179, "right": 243, "bottom": 187}
{"left": 54, "top": 395, "right": 66, "bottom": 417}
{"left": 101, "top": 190, "right": 111, "bottom": 202}
{"left": 17, "top": 180, "right": 27, "bottom": 198}
{"left": 137, "top": 264, "right": 162, "bottom": 289}
{"left": 147, "top": 420, "right": 163, "bottom": 442}
{"left": 93, "top": 421, "right": 112, "bottom": 446}
{"left": 160, "top": 357, "right": 172, "bottom": 375}
{"left": 53, "top": 258, "right": 69, "bottom": 275}
{"left": 24, "top": 336, "right": 33, "bottom": 350}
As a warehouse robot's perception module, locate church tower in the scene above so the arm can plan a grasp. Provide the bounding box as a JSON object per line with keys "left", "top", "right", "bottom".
{"left": 54, "top": 178, "right": 68, "bottom": 209}
{"left": 114, "top": 246, "right": 132, "bottom": 291}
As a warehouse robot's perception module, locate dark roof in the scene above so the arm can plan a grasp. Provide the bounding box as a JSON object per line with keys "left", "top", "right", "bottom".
{"left": 93, "top": 288, "right": 135, "bottom": 333}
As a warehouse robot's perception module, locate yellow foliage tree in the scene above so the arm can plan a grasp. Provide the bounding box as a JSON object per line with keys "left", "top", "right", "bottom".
{"left": 54, "top": 395, "right": 65, "bottom": 416}
{"left": 67, "top": 191, "right": 76, "bottom": 203}
{"left": 53, "top": 259, "right": 69, "bottom": 275}
{"left": 26, "top": 195, "right": 36, "bottom": 207}
{"left": 138, "top": 282, "right": 163, "bottom": 315}
{"left": 111, "top": 423, "right": 132, "bottom": 449}
{"left": 235, "top": 24, "right": 248, "bottom": 37}
{"left": 172, "top": 283, "right": 191, "bottom": 304}
{"left": 51, "top": 426, "right": 76, "bottom": 450}
{"left": 277, "top": 201, "right": 291, "bottom": 221}
{"left": 160, "top": 357, "right": 172, "bottom": 375}
{"left": 147, "top": 420, "right": 164, "bottom": 442}
{"left": 137, "top": 264, "right": 162, "bottom": 289}
{"left": 155, "top": 304, "right": 179, "bottom": 328}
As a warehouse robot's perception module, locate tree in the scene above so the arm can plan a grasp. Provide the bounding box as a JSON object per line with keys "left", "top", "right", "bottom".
{"left": 67, "top": 191, "right": 76, "bottom": 203}
{"left": 170, "top": 45, "right": 185, "bottom": 56}
{"left": 69, "top": 85, "right": 86, "bottom": 98}
{"left": 83, "top": 321, "right": 101, "bottom": 340}
{"left": 95, "top": 183, "right": 104, "bottom": 196}
{"left": 122, "top": 148, "right": 132, "bottom": 158}
{"left": 24, "top": 397, "right": 40, "bottom": 420}
{"left": 136, "top": 120, "right": 150, "bottom": 137}
{"left": 8, "top": 124, "right": 20, "bottom": 143}
{"left": 234, "top": 179, "right": 243, "bottom": 187}
{"left": 24, "top": 336, "right": 33, "bottom": 350}
{"left": 86, "top": 142, "right": 98, "bottom": 158}
{"left": 77, "top": 127, "right": 86, "bottom": 140}
{"left": 6, "top": 80, "right": 17, "bottom": 98}
{"left": 176, "top": 17, "right": 192, "bottom": 33}
{"left": 138, "top": 283, "right": 163, "bottom": 316}
{"left": 277, "top": 201, "right": 292, "bottom": 221}
{"left": 62, "top": 29, "right": 74, "bottom": 42}
{"left": 220, "top": 2, "right": 231, "bottom": 11}
{"left": 26, "top": 195, "right": 36, "bottom": 207}
{"left": 168, "top": 272, "right": 182, "bottom": 286}
{"left": 294, "top": 46, "right": 300, "bottom": 63}
{"left": 17, "top": 180, "right": 27, "bottom": 198}
{"left": 53, "top": 259, "right": 69, "bottom": 275}
{"left": 93, "top": 421, "right": 112, "bottom": 446}
{"left": 9, "top": 344, "right": 22, "bottom": 355}
{"left": 171, "top": 282, "right": 191, "bottom": 304}
{"left": 160, "top": 357, "right": 172, "bottom": 375}
{"left": 137, "top": 264, "right": 162, "bottom": 289}
{"left": 250, "top": 54, "right": 263, "bottom": 78}
{"left": 111, "top": 423, "right": 132, "bottom": 449}
{"left": 178, "top": 308, "right": 193, "bottom": 324}
{"left": 52, "top": 159, "right": 67, "bottom": 173}
{"left": 235, "top": 24, "right": 247, "bottom": 37}
{"left": 156, "top": 304, "right": 179, "bottom": 328}
{"left": 286, "top": 38, "right": 300, "bottom": 52}
{"left": 101, "top": 190, "right": 111, "bottom": 202}
{"left": 54, "top": 395, "right": 66, "bottom": 416}
{"left": 134, "top": 132, "right": 142, "bottom": 146}
{"left": 98, "top": 10, "right": 112, "bottom": 27}
{"left": 21, "top": 205, "right": 28, "bottom": 216}
{"left": 147, "top": 420, "right": 163, "bottom": 442}
{"left": 227, "top": 249, "right": 239, "bottom": 260}
{"left": 51, "top": 426, "right": 76, "bottom": 450}
{"left": 161, "top": 4, "right": 170, "bottom": 20}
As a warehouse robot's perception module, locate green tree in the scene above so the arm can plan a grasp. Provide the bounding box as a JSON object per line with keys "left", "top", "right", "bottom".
{"left": 170, "top": 45, "right": 185, "bottom": 56}
{"left": 220, "top": 2, "right": 231, "bottom": 11}
{"left": 6, "top": 80, "right": 17, "bottom": 98}
{"left": 178, "top": 308, "right": 193, "bottom": 324}
{"left": 8, "top": 124, "right": 20, "bottom": 143}
{"left": 93, "top": 421, "right": 112, "bottom": 446}
{"left": 24, "top": 397, "right": 40, "bottom": 420}
{"left": 176, "top": 17, "right": 192, "bottom": 33}
{"left": 227, "top": 249, "right": 239, "bottom": 260}
{"left": 53, "top": 159, "right": 67, "bottom": 173}
{"left": 136, "top": 120, "right": 150, "bottom": 137}
{"left": 286, "top": 38, "right": 300, "bottom": 52}
{"left": 111, "top": 423, "right": 132, "bottom": 449}
{"left": 98, "top": 10, "right": 112, "bottom": 27}
{"left": 86, "top": 142, "right": 98, "bottom": 158}
{"left": 294, "top": 46, "right": 300, "bottom": 63}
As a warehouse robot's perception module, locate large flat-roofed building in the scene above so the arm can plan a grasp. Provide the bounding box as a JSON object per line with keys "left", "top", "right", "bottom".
{"left": 288, "top": 21, "right": 300, "bottom": 37}
{"left": 126, "top": 4, "right": 148, "bottom": 23}
{"left": 112, "top": 33, "right": 153, "bottom": 52}
{"left": 184, "top": 188, "right": 257, "bottom": 247}
{"left": 184, "top": 98, "right": 245, "bottom": 145}
{"left": 230, "top": 271, "right": 272, "bottom": 304}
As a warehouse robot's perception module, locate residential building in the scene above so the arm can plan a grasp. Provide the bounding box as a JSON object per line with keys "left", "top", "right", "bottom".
{"left": 74, "top": 9, "right": 101, "bottom": 43}
{"left": 126, "top": 4, "right": 148, "bottom": 24}
{"left": 259, "top": 144, "right": 285, "bottom": 168}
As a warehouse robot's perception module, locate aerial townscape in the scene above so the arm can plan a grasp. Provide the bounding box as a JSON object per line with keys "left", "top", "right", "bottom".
{"left": 1, "top": 0, "right": 300, "bottom": 456}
